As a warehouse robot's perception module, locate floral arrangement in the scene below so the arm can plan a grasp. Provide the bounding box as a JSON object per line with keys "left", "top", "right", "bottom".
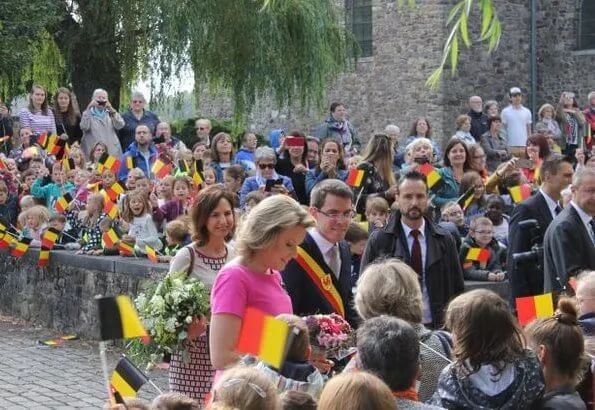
{"left": 303, "top": 313, "right": 355, "bottom": 361}
{"left": 127, "top": 270, "right": 210, "bottom": 367}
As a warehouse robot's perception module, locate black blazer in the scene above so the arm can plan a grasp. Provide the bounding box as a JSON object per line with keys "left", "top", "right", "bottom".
{"left": 360, "top": 212, "right": 464, "bottom": 327}
{"left": 544, "top": 205, "right": 595, "bottom": 292}
{"left": 281, "top": 232, "right": 358, "bottom": 327}
{"left": 507, "top": 192, "right": 553, "bottom": 299}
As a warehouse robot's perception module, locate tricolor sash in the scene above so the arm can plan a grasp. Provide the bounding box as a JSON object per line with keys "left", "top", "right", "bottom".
{"left": 295, "top": 246, "right": 345, "bottom": 318}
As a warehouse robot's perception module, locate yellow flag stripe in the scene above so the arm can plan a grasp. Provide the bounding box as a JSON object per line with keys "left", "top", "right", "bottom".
{"left": 259, "top": 315, "right": 289, "bottom": 369}
{"left": 116, "top": 296, "right": 147, "bottom": 339}
{"left": 111, "top": 372, "right": 137, "bottom": 398}
{"left": 534, "top": 293, "right": 554, "bottom": 318}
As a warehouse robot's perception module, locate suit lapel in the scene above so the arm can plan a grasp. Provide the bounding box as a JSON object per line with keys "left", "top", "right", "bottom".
{"left": 535, "top": 193, "right": 553, "bottom": 227}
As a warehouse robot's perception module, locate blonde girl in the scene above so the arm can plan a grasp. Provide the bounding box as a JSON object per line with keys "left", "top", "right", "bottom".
{"left": 121, "top": 189, "right": 162, "bottom": 254}
{"left": 21, "top": 205, "right": 50, "bottom": 246}
{"left": 70, "top": 193, "right": 107, "bottom": 254}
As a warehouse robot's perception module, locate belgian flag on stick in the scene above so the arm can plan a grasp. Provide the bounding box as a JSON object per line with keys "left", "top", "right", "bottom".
{"left": 119, "top": 241, "right": 135, "bottom": 256}
{"left": 38, "top": 248, "right": 50, "bottom": 268}
{"left": 37, "top": 132, "right": 49, "bottom": 149}
{"left": 41, "top": 228, "right": 60, "bottom": 250}
{"left": 102, "top": 229, "right": 120, "bottom": 249}
{"left": 11, "top": 237, "right": 32, "bottom": 257}
{"left": 104, "top": 200, "right": 119, "bottom": 220}
{"left": 346, "top": 169, "right": 366, "bottom": 188}
{"left": 111, "top": 356, "right": 149, "bottom": 402}
{"left": 62, "top": 158, "right": 76, "bottom": 171}
{"left": 96, "top": 295, "right": 148, "bottom": 341}
{"left": 98, "top": 153, "right": 121, "bottom": 174}
{"left": 508, "top": 184, "right": 532, "bottom": 204}
{"left": 105, "top": 181, "right": 125, "bottom": 202}
{"left": 457, "top": 187, "right": 475, "bottom": 211}
{"left": 515, "top": 293, "right": 554, "bottom": 326}
{"left": 419, "top": 163, "right": 443, "bottom": 189}
{"left": 151, "top": 156, "right": 173, "bottom": 179}
{"left": 145, "top": 245, "right": 158, "bottom": 263}
{"left": 0, "top": 231, "right": 16, "bottom": 249}
{"left": 55, "top": 193, "right": 73, "bottom": 214}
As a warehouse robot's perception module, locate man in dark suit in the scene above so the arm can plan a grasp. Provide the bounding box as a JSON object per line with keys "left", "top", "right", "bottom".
{"left": 360, "top": 171, "right": 464, "bottom": 328}
{"left": 282, "top": 179, "right": 358, "bottom": 326}
{"left": 508, "top": 156, "right": 574, "bottom": 300}
{"left": 544, "top": 167, "right": 595, "bottom": 292}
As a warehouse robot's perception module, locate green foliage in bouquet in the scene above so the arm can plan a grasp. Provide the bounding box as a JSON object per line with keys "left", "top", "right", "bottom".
{"left": 126, "top": 271, "right": 210, "bottom": 368}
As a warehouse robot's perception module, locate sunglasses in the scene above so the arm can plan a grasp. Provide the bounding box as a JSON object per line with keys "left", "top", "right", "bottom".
{"left": 258, "top": 163, "right": 275, "bottom": 170}
{"left": 132, "top": 100, "right": 144, "bottom": 103}
{"left": 195, "top": 127, "right": 207, "bottom": 131}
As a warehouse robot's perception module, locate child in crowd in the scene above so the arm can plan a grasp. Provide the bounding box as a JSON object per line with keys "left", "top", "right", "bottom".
{"left": 254, "top": 314, "right": 325, "bottom": 398}
{"left": 202, "top": 149, "right": 213, "bottom": 169}
{"left": 0, "top": 180, "right": 18, "bottom": 224}
{"left": 153, "top": 176, "right": 192, "bottom": 226}
{"left": 121, "top": 189, "right": 162, "bottom": 255}
{"left": 21, "top": 205, "right": 50, "bottom": 247}
{"left": 48, "top": 214, "right": 78, "bottom": 248}
{"left": 212, "top": 366, "right": 279, "bottom": 410}
{"left": 73, "top": 169, "right": 92, "bottom": 204}
{"left": 244, "top": 191, "right": 262, "bottom": 214}
{"left": 101, "top": 169, "right": 117, "bottom": 189}
{"left": 69, "top": 193, "right": 107, "bottom": 254}
{"left": 431, "top": 289, "right": 545, "bottom": 409}
{"left": 159, "top": 219, "right": 189, "bottom": 262}
{"left": 485, "top": 195, "right": 509, "bottom": 245}
{"left": 134, "top": 176, "right": 152, "bottom": 197}
{"left": 28, "top": 157, "right": 45, "bottom": 179}
{"left": 203, "top": 167, "right": 216, "bottom": 186}
{"left": 125, "top": 168, "right": 145, "bottom": 191}
{"left": 459, "top": 217, "right": 505, "bottom": 282}
{"left": 439, "top": 201, "right": 468, "bottom": 249}
{"left": 317, "top": 372, "right": 396, "bottom": 410}
{"left": 30, "top": 166, "right": 75, "bottom": 209}
{"left": 151, "top": 392, "right": 200, "bottom": 410}
{"left": 19, "top": 195, "right": 35, "bottom": 214}
{"left": 364, "top": 196, "right": 389, "bottom": 231}
{"left": 19, "top": 169, "right": 36, "bottom": 199}
{"left": 345, "top": 222, "right": 368, "bottom": 291}
{"left": 459, "top": 170, "right": 487, "bottom": 223}
{"left": 157, "top": 175, "right": 175, "bottom": 207}
{"left": 88, "top": 142, "right": 108, "bottom": 168}
{"left": 69, "top": 148, "right": 86, "bottom": 170}
{"left": 346, "top": 155, "right": 363, "bottom": 170}
{"left": 281, "top": 391, "right": 317, "bottom": 410}
{"left": 223, "top": 165, "right": 246, "bottom": 208}
{"left": 525, "top": 297, "right": 586, "bottom": 409}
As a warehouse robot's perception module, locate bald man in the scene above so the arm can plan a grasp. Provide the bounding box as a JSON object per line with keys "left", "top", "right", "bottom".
{"left": 467, "top": 95, "right": 489, "bottom": 141}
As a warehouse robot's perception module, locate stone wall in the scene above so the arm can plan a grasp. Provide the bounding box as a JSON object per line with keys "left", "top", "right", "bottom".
{"left": 194, "top": 1, "right": 595, "bottom": 149}
{"left": 0, "top": 250, "right": 167, "bottom": 339}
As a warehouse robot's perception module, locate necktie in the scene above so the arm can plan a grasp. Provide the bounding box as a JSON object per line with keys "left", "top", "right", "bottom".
{"left": 555, "top": 205, "right": 562, "bottom": 215}
{"left": 410, "top": 229, "right": 423, "bottom": 279}
{"left": 328, "top": 245, "right": 341, "bottom": 279}
{"left": 589, "top": 220, "right": 595, "bottom": 244}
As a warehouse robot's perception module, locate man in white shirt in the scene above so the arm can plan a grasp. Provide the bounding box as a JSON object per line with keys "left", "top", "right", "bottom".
{"left": 544, "top": 167, "right": 595, "bottom": 293}
{"left": 501, "top": 87, "right": 532, "bottom": 158}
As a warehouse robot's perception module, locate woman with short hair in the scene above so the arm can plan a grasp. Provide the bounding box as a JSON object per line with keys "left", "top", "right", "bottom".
{"left": 480, "top": 116, "right": 511, "bottom": 173}
{"left": 119, "top": 91, "right": 160, "bottom": 150}
{"left": 349, "top": 259, "right": 452, "bottom": 402}
{"left": 453, "top": 114, "right": 475, "bottom": 145}
{"left": 209, "top": 195, "right": 315, "bottom": 375}
{"left": 19, "top": 85, "right": 56, "bottom": 135}
{"left": 433, "top": 138, "right": 471, "bottom": 209}
{"left": 80, "top": 88, "right": 124, "bottom": 158}
{"left": 316, "top": 102, "right": 358, "bottom": 156}
{"left": 239, "top": 146, "right": 294, "bottom": 208}
{"left": 168, "top": 185, "right": 237, "bottom": 401}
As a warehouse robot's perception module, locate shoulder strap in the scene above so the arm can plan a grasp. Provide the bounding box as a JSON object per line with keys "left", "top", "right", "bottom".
{"left": 185, "top": 244, "right": 195, "bottom": 277}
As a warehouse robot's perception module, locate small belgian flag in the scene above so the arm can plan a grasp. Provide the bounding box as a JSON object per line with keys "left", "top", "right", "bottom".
{"left": 41, "top": 228, "right": 60, "bottom": 250}
{"left": 37, "top": 132, "right": 49, "bottom": 149}
{"left": 346, "top": 169, "right": 366, "bottom": 188}
{"left": 126, "top": 156, "right": 134, "bottom": 170}
{"left": 111, "top": 355, "right": 149, "bottom": 402}
{"left": 96, "top": 295, "right": 148, "bottom": 341}
{"left": 11, "top": 237, "right": 32, "bottom": 257}
{"left": 105, "top": 181, "right": 125, "bottom": 202}
{"left": 457, "top": 187, "right": 475, "bottom": 211}
{"left": 38, "top": 248, "right": 50, "bottom": 268}
{"left": 419, "top": 163, "right": 443, "bottom": 189}
{"left": 102, "top": 228, "right": 120, "bottom": 249}
{"left": 55, "top": 193, "right": 73, "bottom": 214}
{"left": 104, "top": 200, "right": 119, "bottom": 220}
{"left": 145, "top": 245, "right": 158, "bottom": 263}
{"left": 119, "top": 241, "right": 135, "bottom": 256}
{"left": 151, "top": 157, "right": 173, "bottom": 179}
{"left": 0, "top": 231, "right": 16, "bottom": 248}
{"left": 98, "top": 153, "right": 121, "bottom": 174}
{"left": 62, "top": 158, "right": 76, "bottom": 171}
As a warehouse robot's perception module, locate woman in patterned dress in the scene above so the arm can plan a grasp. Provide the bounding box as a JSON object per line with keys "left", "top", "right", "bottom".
{"left": 168, "top": 185, "right": 237, "bottom": 401}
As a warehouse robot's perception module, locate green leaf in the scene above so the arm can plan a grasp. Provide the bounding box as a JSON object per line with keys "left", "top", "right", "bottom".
{"left": 480, "top": 0, "right": 494, "bottom": 37}
{"left": 451, "top": 33, "right": 459, "bottom": 75}
{"left": 447, "top": 2, "right": 464, "bottom": 26}
{"left": 426, "top": 67, "right": 443, "bottom": 90}
{"left": 460, "top": 13, "right": 470, "bottom": 47}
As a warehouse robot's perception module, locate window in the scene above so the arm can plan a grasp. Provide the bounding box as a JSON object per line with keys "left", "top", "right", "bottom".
{"left": 579, "top": 0, "right": 595, "bottom": 50}
{"left": 347, "top": 0, "right": 373, "bottom": 58}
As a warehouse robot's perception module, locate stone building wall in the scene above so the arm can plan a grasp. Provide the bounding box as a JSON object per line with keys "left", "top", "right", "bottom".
{"left": 195, "top": 1, "right": 594, "bottom": 147}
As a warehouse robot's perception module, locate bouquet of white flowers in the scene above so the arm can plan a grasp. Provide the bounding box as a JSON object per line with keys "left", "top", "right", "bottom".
{"left": 127, "top": 270, "right": 210, "bottom": 367}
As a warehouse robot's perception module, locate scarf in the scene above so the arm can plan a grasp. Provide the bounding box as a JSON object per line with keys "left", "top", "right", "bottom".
{"left": 90, "top": 107, "right": 107, "bottom": 119}
{"left": 392, "top": 387, "right": 418, "bottom": 402}
{"left": 327, "top": 116, "right": 353, "bottom": 147}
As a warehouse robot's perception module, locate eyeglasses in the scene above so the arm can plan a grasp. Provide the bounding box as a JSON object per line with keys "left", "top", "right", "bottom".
{"left": 316, "top": 208, "right": 356, "bottom": 220}
{"left": 258, "top": 163, "right": 275, "bottom": 170}
{"left": 474, "top": 230, "right": 494, "bottom": 235}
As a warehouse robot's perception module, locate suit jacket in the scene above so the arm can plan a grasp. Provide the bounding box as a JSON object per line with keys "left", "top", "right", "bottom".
{"left": 544, "top": 205, "right": 595, "bottom": 292}
{"left": 281, "top": 232, "right": 358, "bottom": 327}
{"left": 507, "top": 192, "right": 553, "bottom": 299}
{"left": 360, "top": 212, "right": 465, "bottom": 327}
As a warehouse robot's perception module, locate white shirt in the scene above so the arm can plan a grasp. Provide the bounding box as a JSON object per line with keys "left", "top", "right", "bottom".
{"left": 400, "top": 219, "right": 432, "bottom": 324}
{"left": 540, "top": 189, "right": 560, "bottom": 219}
{"left": 308, "top": 228, "right": 341, "bottom": 278}
{"left": 501, "top": 104, "right": 532, "bottom": 147}
{"left": 571, "top": 201, "right": 595, "bottom": 244}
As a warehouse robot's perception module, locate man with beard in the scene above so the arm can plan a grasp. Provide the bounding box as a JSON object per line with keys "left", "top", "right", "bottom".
{"left": 361, "top": 171, "right": 464, "bottom": 328}
{"left": 282, "top": 179, "right": 358, "bottom": 326}
{"left": 468, "top": 95, "right": 489, "bottom": 141}
{"left": 118, "top": 124, "right": 158, "bottom": 180}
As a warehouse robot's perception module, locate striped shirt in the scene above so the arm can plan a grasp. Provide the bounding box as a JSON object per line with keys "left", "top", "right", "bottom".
{"left": 19, "top": 108, "right": 57, "bottom": 135}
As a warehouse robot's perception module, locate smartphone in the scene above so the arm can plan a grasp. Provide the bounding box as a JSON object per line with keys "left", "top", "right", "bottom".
{"left": 153, "top": 134, "right": 165, "bottom": 144}
{"left": 516, "top": 158, "right": 533, "bottom": 169}
{"left": 265, "top": 179, "right": 283, "bottom": 192}
{"left": 285, "top": 137, "right": 305, "bottom": 147}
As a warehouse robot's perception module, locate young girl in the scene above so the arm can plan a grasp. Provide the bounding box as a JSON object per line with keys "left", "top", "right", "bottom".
{"left": 157, "top": 175, "right": 175, "bottom": 207}
{"left": 69, "top": 148, "right": 86, "bottom": 170}
{"left": 153, "top": 176, "right": 192, "bottom": 226}
{"left": 431, "top": 289, "right": 544, "bottom": 409}
{"left": 21, "top": 205, "right": 50, "bottom": 247}
{"left": 203, "top": 167, "right": 216, "bottom": 186}
{"left": 459, "top": 170, "right": 487, "bottom": 224}
{"left": 525, "top": 298, "right": 587, "bottom": 409}
{"left": 88, "top": 142, "right": 108, "bottom": 169}
{"left": 121, "top": 189, "right": 162, "bottom": 255}
{"left": 0, "top": 180, "right": 18, "bottom": 225}
{"left": 30, "top": 166, "right": 75, "bottom": 209}
{"left": 69, "top": 193, "right": 107, "bottom": 254}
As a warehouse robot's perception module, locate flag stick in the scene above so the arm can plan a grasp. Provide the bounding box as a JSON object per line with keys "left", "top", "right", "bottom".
{"left": 148, "top": 379, "right": 163, "bottom": 395}
{"left": 99, "top": 341, "right": 114, "bottom": 404}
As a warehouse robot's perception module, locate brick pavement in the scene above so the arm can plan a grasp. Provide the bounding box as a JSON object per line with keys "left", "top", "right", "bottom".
{"left": 0, "top": 316, "right": 168, "bottom": 409}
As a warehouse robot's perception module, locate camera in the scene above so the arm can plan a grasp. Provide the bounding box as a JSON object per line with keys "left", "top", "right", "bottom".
{"left": 97, "top": 100, "right": 106, "bottom": 106}
{"left": 153, "top": 134, "right": 166, "bottom": 144}
{"left": 512, "top": 219, "right": 543, "bottom": 266}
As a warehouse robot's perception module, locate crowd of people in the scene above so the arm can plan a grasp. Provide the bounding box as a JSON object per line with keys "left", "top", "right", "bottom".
{"left": 2, "top": 83, "right": 595, "bottom": 409}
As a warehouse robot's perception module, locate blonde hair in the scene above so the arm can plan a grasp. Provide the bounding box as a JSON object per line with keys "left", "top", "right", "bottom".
{"left": 235, "top": 195, "right": 314, "bottom": 258}
{"left": 538, "top": 103, "right": 556, "bottom": 119}
{"left": 151, "top": 392, "right": 200, "bottom": 410}
{"left": 405, "top": 137, "right": 433, "bottom": 156}
{"left": 23, "top": 205, "right": 51, "bottom": 226}
{"left": 469, "top": 216, "right": 493, "bottom": 231}
{"left": 121, "top": 189, "right": 151, "bottom": 222}
{"left": 317, "top": 372, "right": 395, "bottom": 410}
{"left": 355, "top": 259, "right": 423, "bottom": 323}
{"left": 365, "top": 196, "right": 389, "bottom": 215}
{"left": 213, "top": 366, "right": 279, "bottom": 410}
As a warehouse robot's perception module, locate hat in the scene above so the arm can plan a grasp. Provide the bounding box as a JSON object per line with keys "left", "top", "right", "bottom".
{"left": 509, "top": 87, "right": 522, "bottom": 95}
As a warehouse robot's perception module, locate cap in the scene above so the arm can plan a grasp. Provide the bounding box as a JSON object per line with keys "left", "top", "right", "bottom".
{"left": 509, "top": 87, "right": 522, "bottom": 95}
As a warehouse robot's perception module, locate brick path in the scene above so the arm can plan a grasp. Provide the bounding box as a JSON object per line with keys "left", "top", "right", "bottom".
{"left": 0, "top": 316, "right": 168, "bottom": 409}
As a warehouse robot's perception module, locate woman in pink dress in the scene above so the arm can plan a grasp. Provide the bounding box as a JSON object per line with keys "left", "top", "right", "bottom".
{"left": 209, "top": 194, "right": 315, "bottom": 375}
{"left": 167, "top": 185, "right": 236, "bottom": 401}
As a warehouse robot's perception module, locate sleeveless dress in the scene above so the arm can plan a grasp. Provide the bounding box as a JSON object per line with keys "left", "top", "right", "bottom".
{"left": 168, "top": 243, "right": 235, "bottom": 401}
